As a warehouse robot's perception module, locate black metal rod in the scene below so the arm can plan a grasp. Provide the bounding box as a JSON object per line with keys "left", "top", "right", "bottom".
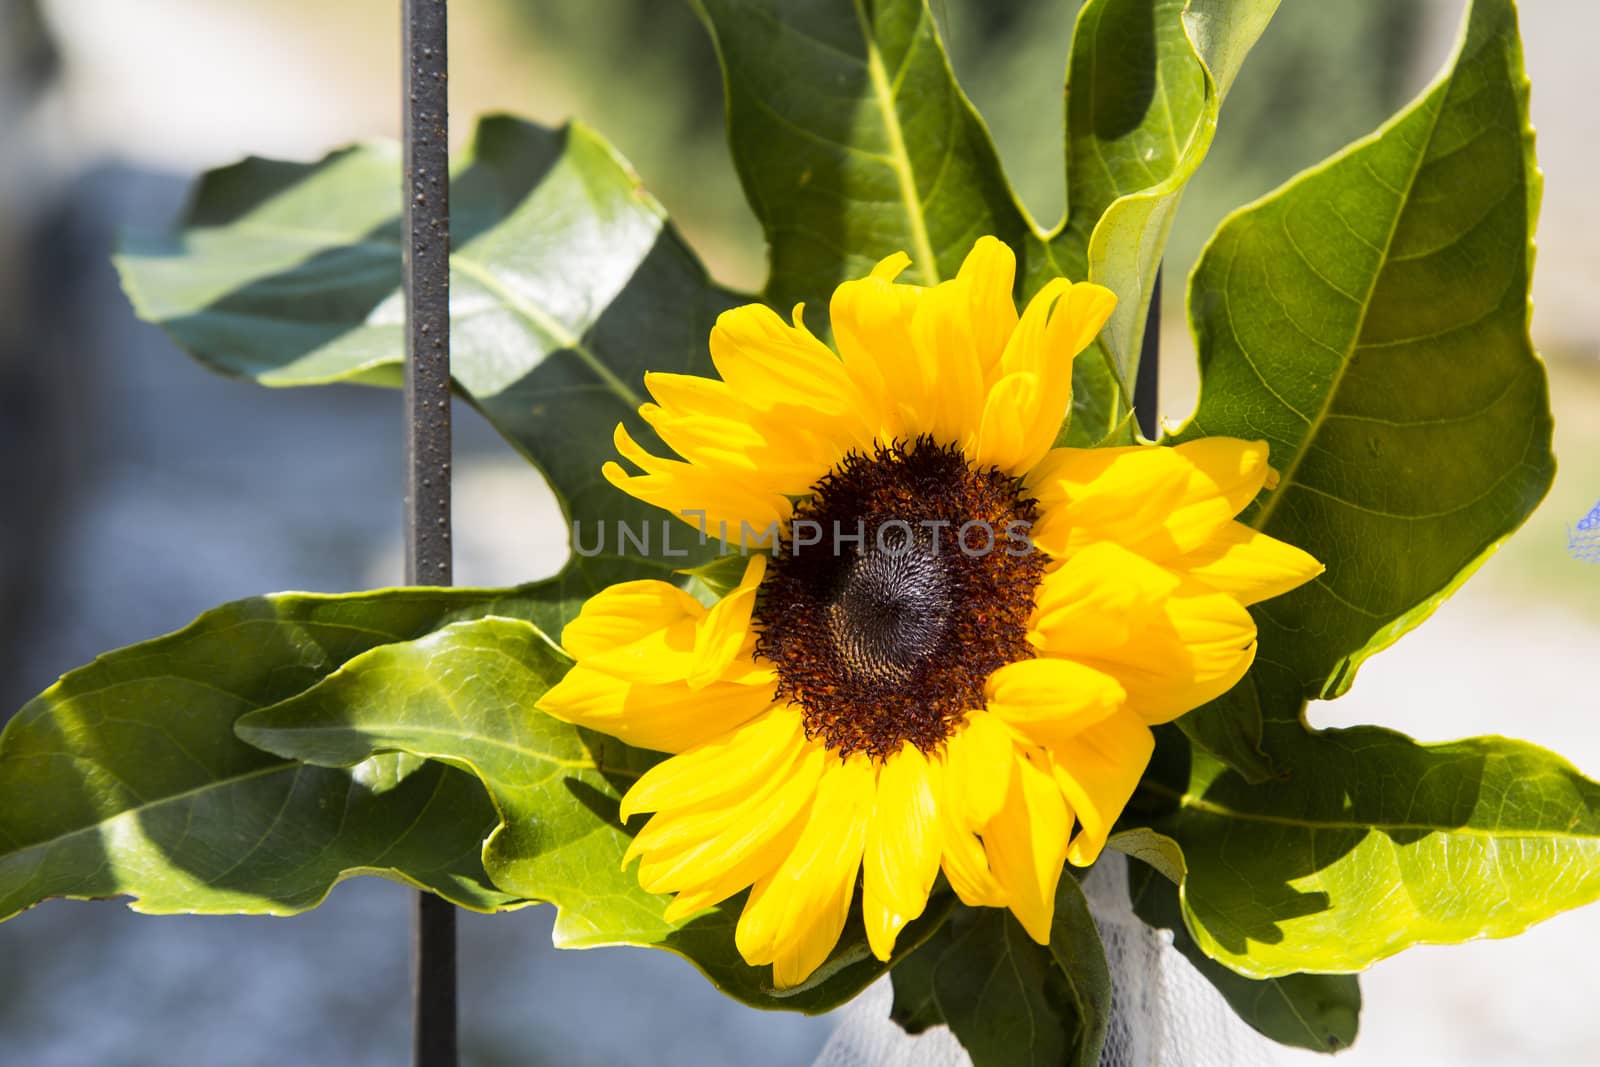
{"left": 1134, "top": 267, "right": 1162, "bottom": 441}
{"left": 402, "top": 2, "right": 455, "bottom": 1065}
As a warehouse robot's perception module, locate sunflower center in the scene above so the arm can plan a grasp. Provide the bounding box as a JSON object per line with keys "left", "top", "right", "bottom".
{"left": 826, "top": 539, "right": 953, "bottom": 685}
{"left": 753, "top": 437, "right": 1047, "bottom": 760}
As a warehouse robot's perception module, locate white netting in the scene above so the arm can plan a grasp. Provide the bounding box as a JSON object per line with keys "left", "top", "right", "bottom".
{"left": 813, "top": 853, "right": 1275, "bottom": 1067}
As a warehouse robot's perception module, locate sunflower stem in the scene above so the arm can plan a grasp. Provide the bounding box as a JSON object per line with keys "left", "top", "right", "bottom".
{"left": 1134, "top": 268, "right": 1162, "bottom": 441}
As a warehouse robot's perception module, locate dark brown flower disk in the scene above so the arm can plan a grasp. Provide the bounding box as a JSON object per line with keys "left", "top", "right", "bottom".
{"left": 753, "top": 437, "right": 1046, "bottom": 760}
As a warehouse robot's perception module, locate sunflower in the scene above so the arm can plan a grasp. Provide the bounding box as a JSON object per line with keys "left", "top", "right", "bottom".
{"left": 537, "top": 237, "right": 1323, "bottom": 988}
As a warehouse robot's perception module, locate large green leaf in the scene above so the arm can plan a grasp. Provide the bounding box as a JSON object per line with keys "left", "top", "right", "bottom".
{"left": 692, "top": 0, "right": 1034, "bottom": 309}
{"left": 1126, "top": 847, "right": 1360, "bottom": 1052}
{"left": 1055, "top": 0, "right": 1279, "bottom": 442}
{"left": 1140, "top": 727, "right": 1600, "bottom": 978}
{"left": 927, "top": 877, "right": 1111, "bottom": 1067}
{"left": 695, "top": 0, "right": 1278, "bottom": 445}
{"left": 236, "top": 615, "right": 952, "bottom": 1013}
{"left": 118, "top": 5, "right": 1284, "bottom": 483}
{"left": 115, "top": 116, "right": 741, "bottom": 586}
{"left": 1173, "top": 0, "right": 1553, "bottom": 732}
{"left": 0, "top": 584, "right": 571, "bottom": 922}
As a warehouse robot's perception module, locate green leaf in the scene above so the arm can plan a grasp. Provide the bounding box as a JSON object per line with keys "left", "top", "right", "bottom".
{"left": 236, "top": 615, "right": 952, "bottom": 1013}
{"left": 1173, "top": 0, "right": 1553, "bottom": 720}
{"left": 115, "top": 116, "right": 741, "bottom": 585}
{"left": 674, "top": 552, "right": 758, "bottom": 601}
{"left": 692, "top": 0, "right": 1034, "bottom": 310}
{"left": 696, "top": 0, "right": 1281, "bottom": 445}
{"left": 0, "top": 584, "right": 570, "bottom": 922}
{"left": 930, "top": 878, "right": 1110, "bottom": 1067}
{"left": 121, "top": 5, "right": 1285, "bottom": 502}
{"left": 1127, "top": 853, "right": 1361, "bottom": 1052}
{"left": 887, "top": 917, "right": 952, "bottom": 1035}
{"left": 1106, "top": 826, "right": 1186, "bottom": 885}
{"left": 1142, "top": 727, "right": 1600, "bottom": 978}
{"left": 1056, "top": 0, "right": 1280, "bottom": 442}
{"left": 1175, "top": 680, "right": 1278, "bottom": 785}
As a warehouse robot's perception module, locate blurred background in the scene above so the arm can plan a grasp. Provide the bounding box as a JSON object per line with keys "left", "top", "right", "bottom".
{"left": 0, "top": 0, "right": 1594, "bottom": 1063}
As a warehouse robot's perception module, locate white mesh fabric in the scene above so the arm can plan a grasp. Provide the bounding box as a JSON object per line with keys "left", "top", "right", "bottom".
{"left": 814, "top": 853, "right": 1277, "bottom": 1067}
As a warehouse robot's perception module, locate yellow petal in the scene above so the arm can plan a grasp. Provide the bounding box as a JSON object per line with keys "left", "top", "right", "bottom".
{"left": 605, "top": 424, "right": 792, "bottom": 547}
{"left": 1027, "top": 540, "right": 1181, "bottom": 658}
{"left": 1016, "top": 282, "right": 1117, "bottom": 474}
{"left": 971, "top": 279, "right": 1069, "bottom": 473}
{"left": 862, "top": 745, "right": 942, "bottom": 960}
{"left": 1171, "top": 521, "right": 1325, "bottom": 605}
{"left": 984, "top": 658, "right": 1126, "bottom": 746}
{"left": 1048, "top": 709, "right": 1154, "bottom": 866}
{"left": 658, "top": 885, "right": 730, "bottom": 924}
{"left": 959, "top": 236, "right": 1021, "bottom": 380}
{"left": 629, "top": 752, "right": 800, "bottom": 880}
{"left": 1120, "top": 438, "right": 1276, "bottom": 560}
{"left": 973, "top": 371, "right": 1038, "bottom": 475}
{"left": 557, "top": 576, "right": 706, "bottom": 684}
{"left": 716, "top": 631, "right": 779, "bottom": 687}
{"left": 561, "top": 579, "right": 704, "bottom": 659}
{"left": 690, "top": 554, "right": 767, "bottom": 688}
{"left": 1027, "top": 438, "right": 1272, "bottom": 562}
{"left": 1026, "top": 444, "right": 1190, "bottom": 557}
{"left": 577, "top": 623, "right": 701, "bottom": 686}
{"left": 1172, "top": 437, "right": 1276, "bottom": 517}
{"left": 935, "top": 748, "right": 1007, "bottom": 908}
{"left": 620, "top": 705, "right": 805, "bottom": 820}
{"left": 982, "top": 749, "right": 1072, "bottom": 943}
{"left": 638, "top": 744, "right": 827, "bottom": 911}
{"left": 978, "top": 280, "right": 1116, "bottom": 474}
{"left": 909, "top": 275, "right": 986, "bottom": 448}
{"left": 536, "top": 667, "right": 774, "bottom": 754}
{"left": 637, "top": 388, "right": 836, "bottom": 494}
{"left": 1077, "top": 589, "right": 1257, "bottom": 724}
{"left": 942, "top": 710, "right": 1014, "bottom": 828}
{"left": 709, "top": 302, "right": 860, "bottom": 418}
{"left": 828, "top": 251, "right": 925, "bottom": 441}
{"left": 736, "top": 754, "right": 876, "bottom": 988}
{"left": 1050, "top": 281, "right": 1119, "bottom": 364}
{"left": 907, "top": 236, "right": 1023, "bottom": 448}
{"left": 642, "top": 369, "right": 850, "bottom": 492}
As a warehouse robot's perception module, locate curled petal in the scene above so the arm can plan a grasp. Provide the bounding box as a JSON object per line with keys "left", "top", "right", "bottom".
{"left": 1049, "top": 710, "right": 1155, "bottom": 867}
{"left": 536, "top": 667, "right": 773, "bottom": 754}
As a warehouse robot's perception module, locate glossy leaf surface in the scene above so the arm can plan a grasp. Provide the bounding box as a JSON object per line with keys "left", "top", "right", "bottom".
{"left": 116, "top": 116, "right": 741, "bottom": 585}
{"left": 882, "top": 879, "right": 1110, "bottom": 1066}
{"left": 0, "top": 586, "right": 564, "bottom": 921}
{"left": 1175, "top": 0, "right": 1553, "bottom": 726}
{"left": 1143, "top": 727, "right": 1600, "bottom": 978}
{"left": 237, "top": 615, "right": 952, "bottom": 1012}
{"left": 1127, "top": 850, "right": 1361, "bottom": 1052}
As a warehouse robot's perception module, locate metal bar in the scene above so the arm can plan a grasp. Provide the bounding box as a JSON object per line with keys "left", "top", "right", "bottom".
{"left": 402, "top": 2, "right": 455, "bottom": 1065}
{"left": 1134, "top": 267, "right": 1162, "bottom": 441}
